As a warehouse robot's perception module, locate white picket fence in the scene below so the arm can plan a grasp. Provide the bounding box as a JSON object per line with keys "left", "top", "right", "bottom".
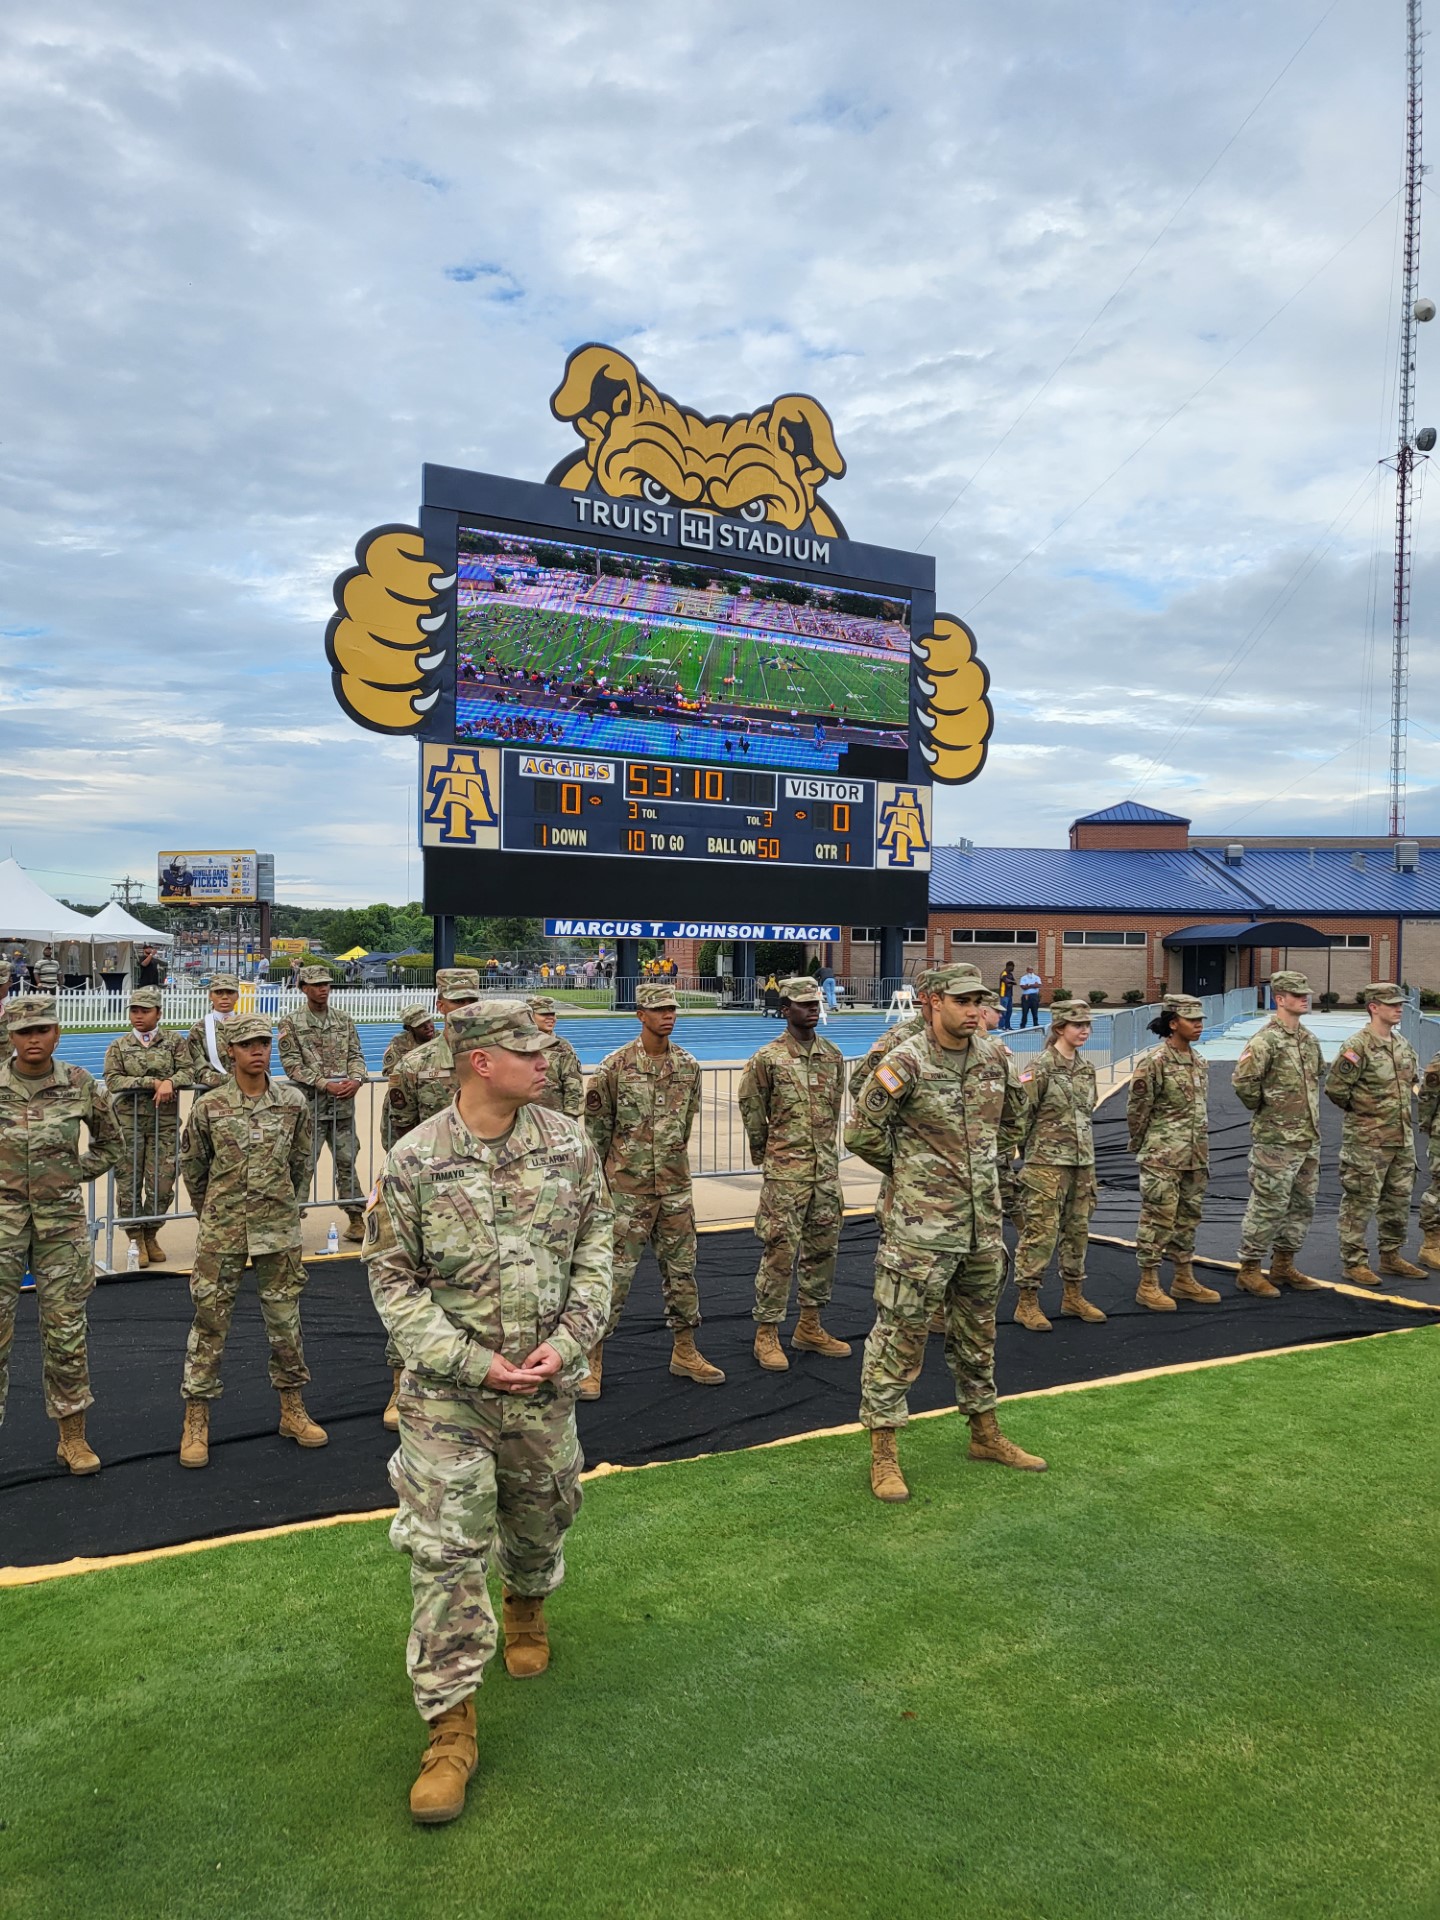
{"left": 57, "top": 984, "right": 447, "bottom": 1027}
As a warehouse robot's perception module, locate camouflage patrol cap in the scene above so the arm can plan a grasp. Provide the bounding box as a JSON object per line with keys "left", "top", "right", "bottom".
{"left": 1269, "top": 970, "right": 1311, "bottom": 998}
{"left": 297, "top": 964, "right": 333, "bottom": 985}
{"left": 1162, "top": 994, "right": 1205, "bottom": 1022}
{"left": 447, "top": 999, "right": 555, "bottom": 1053}
{"left": 400, "top": 1003, "right": 434, "bottom": 1032}
{"left": 913, "top": 969, "right": 940, "bottom": 995}
{"left": 435, "top": 967, "right": 482, "bottom": 1001}
{"left": 224, "top": 1014, "right": 274, "bottom": 1046}
{"left": 5, "top": 995, "right": 58, "bottom": 1031}
{"left": 1364, "top": 981, "right": 1406, "bottom": 1006}
{"left": 928, "top": 961, "right": 997, "bottom": 1002}
{"left": 1048, "top": 998, "right": 1094, "bottom": 1026}
{"left": 636, "top": 983, "right": 679, "bottom": 1010}
{"left": 779, "top": 976, "right": 822, "bottom": 1003}
{"left": 128, "top": 987, "right": 164, "bottom": 1010}
{"left": 209, "top": 973, "right": 240, "bottom": 994}
{"left": 527, "top": 995, "right": 558, "bottom": 1014}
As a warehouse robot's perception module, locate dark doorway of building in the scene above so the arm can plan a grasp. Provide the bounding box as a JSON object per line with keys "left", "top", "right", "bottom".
{"left": 1181, "top": 946, "right": 1227, "bottom": 997}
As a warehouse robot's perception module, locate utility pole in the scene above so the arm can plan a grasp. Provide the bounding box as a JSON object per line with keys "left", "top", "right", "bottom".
{"left": 1390, "top": 0, "right": 1428, "bottom": 836}
{"left": 111, "top": 874, "right": 146, "bottom": 908}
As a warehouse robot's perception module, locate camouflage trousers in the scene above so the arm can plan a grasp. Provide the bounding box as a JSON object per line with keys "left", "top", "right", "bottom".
{"left": 752, "top": 1173, "right": 842, "bottom": 1321}
{"left": 859, "top": 1239, "right": 1003, "bottom": 1429}
{"left": 1136, "top": 1165, "right": 1208, "bottom": 1269}
{"left": 182, "top": 1246, "right": 310, "bottom": 1399}
{"left": 0, "top": 1224, "right": 95, "bottom": 1423}
{"left": 1338, "top": 1140, "right": 1416, "bottom": 1268}
{"left": 1237, "top": 1143, "right": 1319, "bottom": 1262}
{"left": 1418, "top": 1134, "right": 1440, "bottom": 1236}
{"left": 115, "top": 1104, "right": 179, "bottom": 1231}
{"left": 607, "top": 1189, "right": 699, "bottom": 1335}
{"left": 388, "top": 1382, "right": 582, "bottom": 1720}
{"left": 308, "top": 1095, "right": 363, "bottom": 1218}
{"left": 1014, "top": 1164, "right": 1097, "bottom": 1285}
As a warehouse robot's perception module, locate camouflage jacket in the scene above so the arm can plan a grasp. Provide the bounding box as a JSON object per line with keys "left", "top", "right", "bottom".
{"left": 364, "top": 1100, "right": 612, "bottom": 1397}
{"left": 585, "top": 1037, "right": 701, "bottom": 1197}
{"left": 184, "top": 1013, "right": 240, "bottom": 1090}
{"left": 1127, "top": 1042, "right": 1208, "bottom": 1170}
{"left": 1419, "top": 1056, "right": 1440, "bottom": 1136}
{"left": 0, "top": 1057, "right": 125, "bottom": 1236}
{"left": 738, "top": 1030, "right": 845, "bottom": 1179}
{"left": 1324, "top": 1026, "right": 1417, "bottom": 1150}
{"left": 1012, "top": 1045, "right": 1096, "bottom": 1167}
{"left": 388, "top": 1032, "right": 456, "bottom": 1143}
{"left": 181, "top": 1076, "right": 312, "bottom": 1255}
{"left": 1231, "top": 1017, "right": 1324, "bottom": 1146}
{"left": 103, "top": 1029, "right": 193, "bottom": 1118}
{"left": 382, "top": 1029, "right": 421, "bottom": 1078}
{"left": 277, "top": 1004, "right": 367, "bottom": 1092}
{"left": 844, "top": 1031, "right": 1025, "bottom": 1254}
{"left": 848, "top": 1012, "right": 925, "bottom": 1100}
{"left": 535, "top": 1035, "right": 584, "bottom": 1121}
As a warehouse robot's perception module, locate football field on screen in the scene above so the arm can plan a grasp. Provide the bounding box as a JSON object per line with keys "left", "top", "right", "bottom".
{"left": 4, "top": 1330, "right": 1436, "bottom": 1920}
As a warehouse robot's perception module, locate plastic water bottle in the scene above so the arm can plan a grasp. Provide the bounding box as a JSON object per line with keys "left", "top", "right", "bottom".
{"left": 326, "top": 1223, "right": 340, "bottom": 1256}
{"left": 126, "top": 1240, "right": 140, "bottom": 1272}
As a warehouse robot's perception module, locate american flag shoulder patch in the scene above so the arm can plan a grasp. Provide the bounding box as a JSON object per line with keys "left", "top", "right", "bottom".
{"left": 1343, "top": 1049, "right": 1360, "bottom": 1064}
{"left": 1019, "top": 1070, "right": 1033, "bottom": 1083}
{"left": 874, "top": 1063, "right": 905, "bottom": 1096}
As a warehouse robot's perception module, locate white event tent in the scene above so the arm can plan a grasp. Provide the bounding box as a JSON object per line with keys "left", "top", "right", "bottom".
{"left": 87, "top": 900, "right": 174, "bottom": 946}
{"left": 0, "top": 858, "right": 102, "bottom": 944}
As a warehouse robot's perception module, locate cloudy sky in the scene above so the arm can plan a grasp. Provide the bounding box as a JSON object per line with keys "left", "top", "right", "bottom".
{"left": 1, "top": 0, "right": 1435, "bottom": 906}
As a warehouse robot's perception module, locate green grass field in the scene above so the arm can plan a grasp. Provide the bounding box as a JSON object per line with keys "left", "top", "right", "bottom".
{"left": 4, "top": 1331, "right": 1438, "bottom": 1919}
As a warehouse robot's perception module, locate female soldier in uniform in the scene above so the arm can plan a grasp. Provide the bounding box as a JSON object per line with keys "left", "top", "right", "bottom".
{"left": 1126, "top": 995, "right": 1221, "bottom": 1311}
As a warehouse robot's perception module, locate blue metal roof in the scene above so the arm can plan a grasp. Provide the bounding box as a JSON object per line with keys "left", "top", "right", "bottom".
{"left": 1071, "top": 801, "right": 1191, "bottom": 827}
{"left": 929, "top": 842, "right": 1440, "bottom": 917}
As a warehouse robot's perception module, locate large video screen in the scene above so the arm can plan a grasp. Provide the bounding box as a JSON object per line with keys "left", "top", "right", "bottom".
{"left": 454, "top": 526, "right": 911, "bottom": 774}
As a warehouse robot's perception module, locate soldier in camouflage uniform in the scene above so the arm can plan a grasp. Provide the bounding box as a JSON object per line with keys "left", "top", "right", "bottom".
{"left": 845, "top": 961, "right": 1045, "bottom": 1502}
{"left": 183, "top": 972, "right": 241, "bottom": 1091}
{"left": 738, "top": 976, "right": 850, "bottom": 1370}
{"left": 1233, "top": 970, "right": 1327, "bottom": 1296}
{"left": 103, "top": 987, "right": 190, "bottom": 1268}
{"left": 528, "top": 996, "right": 583, "bottom": 1119}
{"left": 382, "top": 1007, "right": 436, "bottom": 1154}
{"left": 364, "top": 1000, "right": 613, "bottom": 1826}
{"left": 0, "top": 961, "right": 12, "bottom": 1066}
{"left": 178, "top": 1014, "right": 326, "bottom": 1467}
{"left": 387, "top": 969, "right": 483, "bottom": 1142}
{"left": 1127, "top": 994, "right": 1219, "bottom": 1310}
{"left": 0, "top": 996, "right": 125, "bottom": 1473}
{"left": 1010, "top": 1000, "right": 1105, "bottom": 1330}
{"left": 847, "top": 969, "right": 938, "bottom": 1102}
{"left": 583, "top": 983, "right": 723, "bottom": 1396}
{"left": 1416, "top": 1048, "right": 1440, "bottom": 1270}
{"left": 278, "top": 964, "right": 369, "bottom": 1242}
{"left": 1324, "top": 982, "right": 1423, "bottom": 1287}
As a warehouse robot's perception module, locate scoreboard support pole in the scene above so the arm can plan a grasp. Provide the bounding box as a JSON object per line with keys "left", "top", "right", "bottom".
{"left": 614, "top": 938, "right": 640, "bottom": 1011}
{"left": 434, "top": 915, "right": 456, "bottom": 975}
{"left": 734, "top": 941, "right": 757, "bottom": 1009}
{"left": 879, "top": 926, "right": 906, "bottom": 1002}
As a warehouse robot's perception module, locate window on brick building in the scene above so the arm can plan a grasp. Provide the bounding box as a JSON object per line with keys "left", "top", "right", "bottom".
{"left": 1325, "top": 934, "right": 1371, "bottom": 948}
{"left": 950, "top": 928, "right": 1038, "bottom": 945}
{"left": 851, "top": 926, "right": 928, "bottom": 944}
{"left": 1063, "top": 930, "right": 1146, "bottom": 947}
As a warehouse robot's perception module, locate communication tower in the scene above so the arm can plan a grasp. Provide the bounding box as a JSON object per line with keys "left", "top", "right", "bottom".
{"left": 1390, "top": 0, "right": 1430, "bottom": 835}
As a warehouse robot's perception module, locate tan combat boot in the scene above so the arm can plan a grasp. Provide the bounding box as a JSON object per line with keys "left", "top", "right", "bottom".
{"left": 179, "top": 1398, "right": 210, "bottom": 1469}
{"left": 1014, "top": 1286, "right": 1052, "bottom": 1331}
{"left": 409, "top": 1697, "right": 477, "bottom": 1825}
{"left": 1268, "top": 1249, "right": 1323, "bottom": 1291}
{"left": 501, "top": 1593, "right": 550, "bottom": 1677}
{"left": 1060, "top": 1277, "right": 1107, "bottom": 1322}
{"left": 383, "top": 1368, "right": 403, "bottom": 1432}
{"left": 342, "top": 1216, "right": 365, "bottom": 1244}
{"left": 55, "top": 1412, "right": 100, "bottom": 1476}
{"left": 1343, "top": 1263, "right": 1382, "bottom": 1288}
{"left": 144, "top": 1230, "right": 166, "bottom": 1265}
{"left": 277, "top": 1389, "right": 328, "bottom": 1447}
{"left": 669, "top": 1329, "right": 725, "bottom": 1384}
{"left": 927, "top": 1306, "right": 946, "bottom": 1335}
{"left": 578, "top": 1344, "right": 603, "bottom": 1400}
{"left": 967, "top": 1409, "right": 1047, "bottom": 1472}
{"left": 126, "top": 1234, "right": 149, "bottom": 1270}
{"left": 1379, "top": 1248, "right": 1427, "bottom": 1281}
{"left": 1417, "top": 1231, "right": 1440, "bottom": 1271}
{"left": 1135, "top": 1267, "right": 1176, "bottom": 1312}
{"left": 1170, "top": 1260, "right": 1220, "bottom": 1304}
{"left": 753, "top": 1322, "right": 790, "bottom": 1371}
{"left": 792, "top": 1305, "right": 851, "bottom": 1357}
{"left": 1236, "top": 1260, "right": 1280, "bottom": 1299}
{"left": 868, "top": 1427, "right": 909, "bottom": 1502}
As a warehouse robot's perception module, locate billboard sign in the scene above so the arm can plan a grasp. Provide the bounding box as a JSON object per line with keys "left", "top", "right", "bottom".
{"left": 157, "top": 850, "right": 259, "bottom": 905}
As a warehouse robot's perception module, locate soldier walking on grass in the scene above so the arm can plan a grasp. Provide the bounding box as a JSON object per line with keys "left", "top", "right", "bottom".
{"left": 278, "top": 964, "right": 368, "bottom": 1243}
{"left": 1126, "top": 995, "right": 1221, "bottom": 1311}
{"left": 363, "top": 1001, "right": 613, "bottom": 1827}
{"left": 738, "top": 976, "right": 850, "bottom": 1371}
{"left": 177, "top": 1015, "right": 326, "bottom": 1467}
{"left": 1232, "top": 970, "right": 1327, "bottom": 1297}
{"left": 583, "top": 982, "right": 724, "bottom": 1396}
{"left": 1324, "top": 983, "right": 1424, "bottom": 1288}
{"left": 528, "top": 995, "right": 583, "bottom": 1119}
{"left": 387, "top": 969, "right": 484, "bottom": 1142}
{"left": 1010, "top": 1000, "right": 1106, "bottom": 1330}
{"left": 103, "top": 986, "right": 191, "bottom": 1269}
{"left": 845, "top": 961, "right": 1045, "bottom": 1503}
{"left": 0, "top": 996, "right": 124, "bottom": 1473}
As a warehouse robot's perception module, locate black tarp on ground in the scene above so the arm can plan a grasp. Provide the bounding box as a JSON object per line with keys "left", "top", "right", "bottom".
{"left": 3, "top": 1224, "right": 1432, "bottom": 1568}
{"left": 1092, "top": 1060, "right": 1440, "bottom": 1299}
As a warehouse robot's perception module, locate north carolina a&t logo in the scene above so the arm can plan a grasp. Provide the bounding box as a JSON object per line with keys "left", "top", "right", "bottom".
{"left": 877, "top": 786, "right": 931, "bottom": 869}
{"left": 421, "top": 746, "right": 500, "bottom": 848}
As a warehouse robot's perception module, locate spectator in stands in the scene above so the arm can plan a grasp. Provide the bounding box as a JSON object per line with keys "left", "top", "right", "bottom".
{"left": 1017, "top": 966, "right": 1042, "bottom": 1029}
{"left": 997, "top": 961, "right": 1016, "bottom": 1030}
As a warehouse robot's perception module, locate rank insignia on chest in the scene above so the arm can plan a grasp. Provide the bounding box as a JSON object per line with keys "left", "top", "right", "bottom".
{"left": 874, "top": 1064, "right": 905, "bottom": 1096}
